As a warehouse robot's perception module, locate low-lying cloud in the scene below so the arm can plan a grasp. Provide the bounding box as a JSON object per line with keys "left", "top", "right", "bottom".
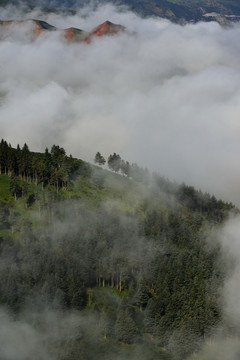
{"left": 1, "top": 3, "right": 240, "bottom": 204}
{"left": 191, "top": 214, "right": 240, "bottom": 359}
{"left": 218, "top": 215, "right": 240, "bottom": 327}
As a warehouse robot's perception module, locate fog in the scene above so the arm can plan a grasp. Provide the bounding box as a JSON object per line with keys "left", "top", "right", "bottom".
{"left": 0, "top": 195, "right": 168, "bottom": 360}
{"left": 188, "top": 214, "right": 240, "bottom": 360}
{"left": 1, "top": 3, "right": 240, "bottom": 204}
{"left": 2, "top": 4, "right": 240, "bottom": 359}
{"left": 218, "top": 216, "right": 240, "bottom": 327}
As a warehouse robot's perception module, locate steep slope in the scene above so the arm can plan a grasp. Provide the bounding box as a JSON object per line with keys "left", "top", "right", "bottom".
{"left": 32, "top": 19, "right": 56, "bottom": 34}
{"left": 0, "top": 19, "right": 56, "bottom": 33}
{"left": 0, "top": 18, "right": 125, "bottom": 42}
{"left": 64, "top": 26, "right": 85, "bottom": 41}
{"left": 81, "top": 20, "right": 125, "bottom": 43}
{"left": 111, "top": 0, "right": 240, "bottom": 24}
{"left": 4, "top": 0, "right": 240, "bottom": 24}
{"left": 0, "top": 139, "right": 237, "bottom": 359}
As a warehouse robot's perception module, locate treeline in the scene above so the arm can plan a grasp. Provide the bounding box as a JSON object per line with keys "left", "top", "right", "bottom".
{"left": 95, "top": 151, "right": 150, "bottom": 183}
{"left": 0, "top": 140, "right": 237, "bottom": 358}
{"left": 0, "top": 139, "right": 234, "bottom": 222}
{"left": 0, "top": 139, "right": 91, "bottom": 194}
{"left": 154, "top": 176, "right": 235, "bottom": 221}
{"left": 94, "top": 151, "right": 234, "bottom": 221}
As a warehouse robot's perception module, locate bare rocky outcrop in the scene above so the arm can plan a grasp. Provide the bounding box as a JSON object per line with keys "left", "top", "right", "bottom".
{"left": 0, "top": 19, "right": 125, "bottom": 43}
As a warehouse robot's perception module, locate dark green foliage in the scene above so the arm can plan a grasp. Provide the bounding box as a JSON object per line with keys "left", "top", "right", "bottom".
{"left": 19, "top": 143, "right": 31, "bottom": 180}
{"left": 0, "top": 139, "right": 236, "bottom": 359}
{"left": 0, "top": 139, "right": 9, "bottom": 175}
{"left": 9, "top": 174, "right": 22, "bottom": 200}
{"left": 115, "top": 308, "right": 138, "bottom": 343}
{"left": 0, "top": 140, "right": 92, "bottom": 192}
{"left": 176, "top": 183, "right": 234, "bottom": 220}
{"left": 94, "top": 152, "right": 106, "bottom": 166}
{"left": 0, "top": 203, "right": 10, "bottom": 230}
{"left": 51, "top": 144, "right": 66, "bottom": 168}
{"left": 108, "top": 152, "right": 122, "bottom": 173}
{"left": 0, "top": 181, "right": 226, "bottom": 357}
{"left": 26, "top": 193, "right": 35, "bottom": 207}
{"left": 75, "top": 159, "right": 92, "bottom": 178}
{"left": 134, "top": 280, "right": 151, "bottom": 311}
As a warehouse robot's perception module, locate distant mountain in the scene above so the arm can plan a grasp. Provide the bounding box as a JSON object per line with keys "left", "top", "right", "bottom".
{"left": 1, "top": 0, "right": 240, "bottom": 24}
{"left": 117, "top": 0, "right": 240, "bottom": 25}
{"left": 82, "top": 20, "right": 125, "bottom": 43}
{"left": 0, "top": 19, "right": 125, "bottom": 42}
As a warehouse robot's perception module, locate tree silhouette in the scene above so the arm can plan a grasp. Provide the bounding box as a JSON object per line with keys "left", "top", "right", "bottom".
{"left": 94, "top": 152, "right": 106, "bottom": 166}
{"left": 107, "top": 153, "right": 121, "bottom": 173}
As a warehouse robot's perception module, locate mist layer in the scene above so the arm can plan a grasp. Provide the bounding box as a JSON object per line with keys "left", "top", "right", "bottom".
{"left": 1, "top": 4, "right": 240, "bottom": 203}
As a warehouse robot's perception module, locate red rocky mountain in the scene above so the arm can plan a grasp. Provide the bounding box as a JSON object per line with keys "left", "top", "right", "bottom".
{"left": 0, "top": 19, "right": 125, "bottom": 42}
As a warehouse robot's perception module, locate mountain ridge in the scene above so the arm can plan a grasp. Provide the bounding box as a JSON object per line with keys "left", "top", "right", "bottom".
{"left": 0, "top": 18, "right": 125, "bottom": 42}
{"left": 117, "top": 0, "right": 240, "bottom": 24}
{"left": 1, "top": 0, "right": 240, "bottom": 24}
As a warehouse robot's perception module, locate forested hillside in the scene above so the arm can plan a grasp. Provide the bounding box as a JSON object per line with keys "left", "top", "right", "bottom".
{"left": 0, "top": 140, "right": 237, "bottom": 359}
{"left": 2, "top": 0, "right": 240, "bottom": 24}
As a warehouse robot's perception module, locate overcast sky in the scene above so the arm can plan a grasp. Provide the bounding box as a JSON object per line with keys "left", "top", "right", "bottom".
{"left": 1, "top": 3, "right": 240, "bottom": 204}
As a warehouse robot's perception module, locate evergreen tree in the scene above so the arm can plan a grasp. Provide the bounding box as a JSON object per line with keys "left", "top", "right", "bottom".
{"left": 8, "top": 148, "right": 18, "bottom": 176}
{"left": 120, "top": 160, "right": 130, "bottom": 177}
{"left": 134, "top": 281, "right": 150, "bottom": 311}
{"left": 107, "top": 153, "right": 121, "bottom": 173}
{"left": 43, "top": 147, "right": 53, "bottom": 186}
{"left": 94, "top": 152, "right": 106, "bottom": 166}
{"left": 51, "top": 145, "right": 66, "bottom": 168}
{"left": 0, "top": 139, "right": 9, "bottom": 174}
{"left": 9, "top": 174, "right": 21, "bottom": 201}
{"left": 115, "top": 308, "right": 138, "bottom": 344}
{"left": 19, "top": 143, "right": 31, "bottom": 181}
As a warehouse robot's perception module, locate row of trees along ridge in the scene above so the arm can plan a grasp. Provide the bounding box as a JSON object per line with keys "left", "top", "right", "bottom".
{"left": 0, "top": 139, "right": 91, "bottom": 195}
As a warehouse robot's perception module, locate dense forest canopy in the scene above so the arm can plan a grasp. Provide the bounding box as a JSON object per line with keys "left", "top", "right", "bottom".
{"left": 0, "top": 139, "right": 239, "bottom": 359}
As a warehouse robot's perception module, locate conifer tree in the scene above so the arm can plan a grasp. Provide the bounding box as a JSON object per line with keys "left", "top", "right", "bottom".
{"left": 19, "top": 143, "right": 31, "bottom": 181}
{"left": 0, "top": 139, "right": 9, "bottom": 175}
{"left": 94, "top": 152, "right": 106, "bottom": 166}
{"left": 9, "top": 174, "right": 21, "bottom": 201}
{"left": 107, "top": 153, "right": 121, "bottom": 173}
{"left": 115, "top": 308, "right": 138, "bottom": 344}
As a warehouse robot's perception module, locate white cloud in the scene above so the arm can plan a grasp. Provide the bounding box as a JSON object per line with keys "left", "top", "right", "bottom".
{"left": 218, "top": 216, "right": 240, "bottom": 321}
{"left": 1, "top": 4, "right": 240, "bottom": 203}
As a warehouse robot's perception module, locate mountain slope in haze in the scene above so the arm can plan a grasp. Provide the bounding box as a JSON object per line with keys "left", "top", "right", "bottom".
{"left": 2, "top": 0, "right": 240, "bottom": 24}
{"left": 81, "top": 20, "right": 125, "bottom": 43}
{"left": 0, "top": 18, "right": 125, "bottom": 42}
{"left": 115, "top": 0, "right": 240, "bottom": 24}
{"left": 0, "top": 139, "right": 238, "bottom": 359}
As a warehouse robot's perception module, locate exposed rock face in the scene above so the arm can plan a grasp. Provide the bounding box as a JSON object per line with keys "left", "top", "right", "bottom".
{"left": 82, "top": 21, "right": 125, "bottom": 43}
{"left": 32, "top": 19, "right": 56, "bottom": 35}
{"left": 0, "top": 19, "right": 56, "bottom": 38}
{"left": 64, "top": 27, "right": 85, "bottom": 42}
{"left": 0, "top": 19, "right": 125, "bottom": 43}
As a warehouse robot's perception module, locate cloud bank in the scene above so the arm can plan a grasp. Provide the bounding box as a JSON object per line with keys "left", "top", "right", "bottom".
{"left": 1, "top": 3, "right": 240, "bottom": 203}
